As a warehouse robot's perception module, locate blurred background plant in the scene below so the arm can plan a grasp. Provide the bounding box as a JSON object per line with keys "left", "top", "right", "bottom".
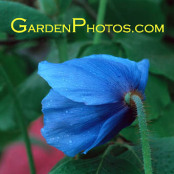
{"left": 0, "top": 0, "right": 174, "bottom": 173}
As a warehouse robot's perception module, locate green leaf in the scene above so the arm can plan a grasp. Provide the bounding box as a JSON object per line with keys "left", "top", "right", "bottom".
{"left": 120, "top": 137, "right": 174, "bottom": 174}
{"left": 0, "top": 51, "right": 28, "bottom": 103}
{"left": 55, "top": 0, "right": 72, "bottom": 15}
{"left": 0, "top": 32, "right": 7, "bottom": 40}
{"left": 47, "top": 40, "right": 91, "bottom": 62}
{"left": 0, "top": 71, "right": 49, "bottom": 148}
{"left": 132, "top": 137, "right": 174, "bottom": 174}
{"left": 149, "top": 102, "right": 174, "bottom": 137}
{"left": 80, "top": 42, "right": 125, "bottom": 58}
{"left": 50, "top": 137, "right": 174, "bottom": 174}
{"left": 107, "top": 0, "right": 165, "bottom": 33}
{"left": 114, "top": 33, "right": 174, "bottom": 81}
{"left": 68, "top": 41, "right": 92, "bottom": 59}
{"left": 143, "top": 74, "right": 170, "bottom": 121}
{"left": 0, "top": 52, "right": 27, "bottom": 87}
{"left": 38, "top": 0, "right": 58, "bottom": 17}
{"left": 50, "top": 144, "right": 142, "bottom": 174}
{"left": 0, "top": 130, "right": 20, "bottom": 152}
{"left": 0, "top": 1, "right": 57, "bottom": 39}
{"left": 63, "top": 4, "right": 94, "bottom": 42}
{"left": 150, "top": 137, "right": 174, "bottom": 174}
{"left": 162, "top": 0, "right": 174, "bottom": 38}
{"left": 120, "top": 126, "right": 139, "bottom": 143}
{"left": 94, "top": 145, "right": 142, "bottom": 174}
{"left": 17, "top": 72, "right": 49, "bottom": 123}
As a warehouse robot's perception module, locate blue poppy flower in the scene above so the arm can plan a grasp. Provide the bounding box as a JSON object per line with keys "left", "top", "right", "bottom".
{"left": 38, "top": 54, "right": 149, "bottom": 157}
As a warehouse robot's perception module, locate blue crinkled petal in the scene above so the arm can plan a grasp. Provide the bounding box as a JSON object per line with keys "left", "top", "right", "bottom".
{"left": 137, "top": 59, "right": 149, "bottom": 93}
{"left": 83, "top": 106, "right": 135, "bottom": 154}
{"left": 95, "top": 108, "right": 135, "bottom": 147}
{"left": 38, "top": 55, "right": 141, "bottom": 105}
{"left": 41, "top": 89, "right": 122, "bottom": 157}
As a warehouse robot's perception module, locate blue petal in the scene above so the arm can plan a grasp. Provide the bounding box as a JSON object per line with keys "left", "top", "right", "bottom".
{"left": 96, "top": 109, "right": 135, "bottom": 147}
{"left": 38, "top": 55, "right": 141, "bottom": 105}
{"left": 83, "top": 106, "right": 135, "bottom": 154}
{"left": 137, "top": 59, "right": 149, "bottom": 92}
{"left": 41, "top": 89, "right": 121, "bottom": 157}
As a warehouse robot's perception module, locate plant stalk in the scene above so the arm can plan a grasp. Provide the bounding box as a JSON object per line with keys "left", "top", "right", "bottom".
{"left": 93, "top": 0, "right": 108, "bottom": 44}
{"left": 0, "top": 65, "right": 36, "bottom": 174}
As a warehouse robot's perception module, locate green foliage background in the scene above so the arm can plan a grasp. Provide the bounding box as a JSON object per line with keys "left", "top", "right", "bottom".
{"left": 0, "top": 0, "right": 174, "bottom": 173}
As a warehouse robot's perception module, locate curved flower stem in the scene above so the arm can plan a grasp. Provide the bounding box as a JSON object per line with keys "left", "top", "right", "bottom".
{"left": 56, "top": 35, "right": 68, "bottom": 63}
{"left": 0, "top": 65, "right": 36, "bottom": 174}
{"left": 93, "top": 0, "right": 108, "bottom": 44}
{"left": 55, "top": 14, "right": 68, "bottom": 63}
{"left": 131, "top": 95, "right": 153, "bottom": 174}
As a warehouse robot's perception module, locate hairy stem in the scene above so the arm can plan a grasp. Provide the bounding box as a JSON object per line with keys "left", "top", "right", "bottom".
{"left": 131, "top": 95, "right": 153, "bottom": 174}
{"left": 0, "top": 65, "right": 36, "bottom": 174}
{"left": 93, "top": 0, "right": 108, "bottom": 44}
